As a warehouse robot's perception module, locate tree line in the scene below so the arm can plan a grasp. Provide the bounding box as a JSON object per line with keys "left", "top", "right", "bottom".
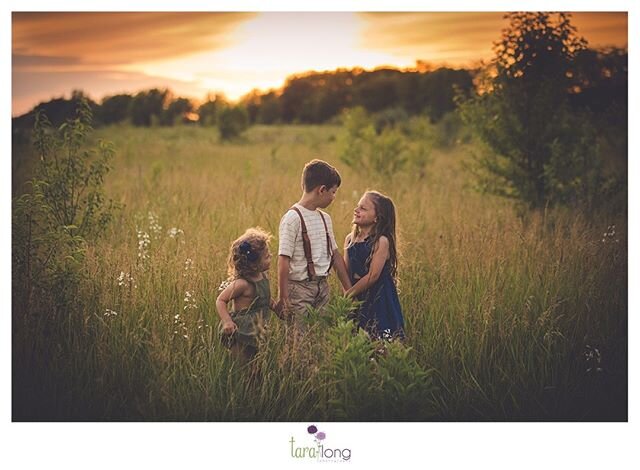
{"left": 12, "top": 66, "right": 473, "bottom": 130}
{"left": 13, "top": 46, "right": 625, "bottom": 135}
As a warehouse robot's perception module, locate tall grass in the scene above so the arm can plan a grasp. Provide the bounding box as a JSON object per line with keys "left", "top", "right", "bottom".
{"left": 12, "top": 124, "right": 627, "bottom": 420}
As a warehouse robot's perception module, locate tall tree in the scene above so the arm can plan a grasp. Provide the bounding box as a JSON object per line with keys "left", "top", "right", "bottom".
{"left": 460, "top": 12, "right": 606, "bottom": 209}
{"left": 99, "top": 94, "right": 133, "bottom": 125}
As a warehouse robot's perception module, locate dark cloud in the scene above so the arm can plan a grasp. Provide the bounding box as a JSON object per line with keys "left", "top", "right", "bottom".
{"left": 12, "top": 68, "right": 204, "bottom": 116}
{"left": 358, "top": 12, "right": 627, "bottom": 65}
{"left": 11, "top": 11, "right": 627, "bottom": 116}
{"left": 12, "top": 12, "right": 255, "bottom": 67}
{"left": 12, "top": 53, "right": 81, "bottom": 69}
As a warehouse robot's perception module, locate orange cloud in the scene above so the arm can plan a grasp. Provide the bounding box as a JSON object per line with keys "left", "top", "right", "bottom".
{"left": 12, "top": 12, "right": 255, "bottom": 69}
{"left": 358, "top": 12, "right": 627, "bottom": 66}
{"left": 11, "top": 11, "right": 628, "bottom": 116}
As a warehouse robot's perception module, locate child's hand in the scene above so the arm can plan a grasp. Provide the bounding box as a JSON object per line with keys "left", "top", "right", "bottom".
{"left": 271, "top": 300, "right": 282, "bottom": 319}
{"left": 273, "top": 302, "right": 285, "bottom": 320}
{"left": 221, "top": 320, "right": 237, "bottom": 335}
{"left": 275, "top": 297, "right": 292, "bottom": 320}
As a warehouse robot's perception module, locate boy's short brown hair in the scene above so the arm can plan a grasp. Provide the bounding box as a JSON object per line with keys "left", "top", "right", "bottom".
{"left": 302, "top": 159, "right": 341, "bottom": 192}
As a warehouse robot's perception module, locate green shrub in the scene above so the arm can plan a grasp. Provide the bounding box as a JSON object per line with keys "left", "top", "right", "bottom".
{"left": 459, "top": 12, "right": 609, "bottom": 210}
{"left": 218, "top": 106, "right": 250, "bottom": 141}
{"left": 338, "top": 107, "right": 431, "bottom": 179}
{"left": 13, "top": 97, "right": 119, "bottom": 314}
{"left": 312, "top": 297, "right": 438, "bottom": 420}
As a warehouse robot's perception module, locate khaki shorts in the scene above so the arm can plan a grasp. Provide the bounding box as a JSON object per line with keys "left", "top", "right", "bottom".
{"left": 288, "top": 278, "right": 329, "bottom": 328}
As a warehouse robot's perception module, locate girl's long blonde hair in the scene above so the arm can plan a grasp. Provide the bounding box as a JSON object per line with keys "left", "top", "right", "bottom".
{"left": 348, "top": 190, "right": 399, "bottom": 282}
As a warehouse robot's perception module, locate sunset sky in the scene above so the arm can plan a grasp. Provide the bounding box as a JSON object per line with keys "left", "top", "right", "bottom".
{"left": 11, "top": 11, "right": 628, "bottom": 116}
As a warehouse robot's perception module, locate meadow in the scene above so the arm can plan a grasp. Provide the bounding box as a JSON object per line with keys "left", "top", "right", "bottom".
{"left": 12, "top": 122, "right": 627, "bottom": 421}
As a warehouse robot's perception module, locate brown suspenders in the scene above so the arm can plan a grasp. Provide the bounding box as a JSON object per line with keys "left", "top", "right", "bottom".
{"left": 290, "top": 206, "right": 334, "bottom": 280}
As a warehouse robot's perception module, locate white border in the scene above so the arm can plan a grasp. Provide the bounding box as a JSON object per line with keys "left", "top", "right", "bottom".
{"left": 3, "top": 1, "right": 637, "bottom": 469}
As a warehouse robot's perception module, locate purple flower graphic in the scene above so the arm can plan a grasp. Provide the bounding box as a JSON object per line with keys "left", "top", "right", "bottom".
{"left": 316, "top": 432, "right": 326, "bottom": 441}
{"left": 307, "top": 425, "right": 318, "bottom": 434}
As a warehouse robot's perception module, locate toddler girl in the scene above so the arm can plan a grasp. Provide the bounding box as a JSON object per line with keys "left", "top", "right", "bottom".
{"left": 217, "top": 227, "right": 279, "bottom": 362}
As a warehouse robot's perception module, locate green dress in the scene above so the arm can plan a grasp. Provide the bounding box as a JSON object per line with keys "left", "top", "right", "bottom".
{"left": 220, "top": 275, "right": 271, "bottom": 349}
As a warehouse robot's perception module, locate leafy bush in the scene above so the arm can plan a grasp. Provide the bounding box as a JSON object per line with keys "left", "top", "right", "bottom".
{"left": 375, "top": 341, "right": 437, "bottom": 420}
{"left": 460, "top": 12, "right": 609, "bottom": 209}
{"left": 319, "top": 317, "right": 378, "bottom": 420}
{"left": 434, "top": 110, "right": 469, "bottom": 148}
{"left": 372, "top": 106, "right": 409, "bottom": 134}
{"left": 314, "top": 297, "right": 438, "bottom": 420}
{"left": 218, "top": 105, "right": 250, "bottom": 141}
{"left": 338, "top": 107, "right": 431, "bottom": 178}
{"left": 13, "top": 98, "right": 120, "bottom": 309}
{"left": 198, "top": 93, "right": 227, "bottom": 127}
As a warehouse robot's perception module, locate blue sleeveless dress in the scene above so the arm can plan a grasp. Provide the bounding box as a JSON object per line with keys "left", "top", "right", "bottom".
{"left": 347, "top": 237, "right": 405, "bottom": 340}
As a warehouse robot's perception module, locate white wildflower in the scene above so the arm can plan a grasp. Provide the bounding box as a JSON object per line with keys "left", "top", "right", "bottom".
{"left": 137, "top": 230, "right": 151, "bottom": 260}
{"left": 584, "top": 344, "right": 604, "bottom": 373}
{"left": 117, "top": 271, "right": 137, "bottom": 288}
{"left": 601, "top": 224, "right": 620, "bottom": 244}
{"left": 183, "top": 291, "right": 198, "bottom": 310}
{"left": 168, "top": 227, "right": 185, "bottom": 238}
{"left": 183, "top": 258, "right": 194, "bottom": 277}
{"left": 148, "top": 211, "right": 162, "bottom": 238}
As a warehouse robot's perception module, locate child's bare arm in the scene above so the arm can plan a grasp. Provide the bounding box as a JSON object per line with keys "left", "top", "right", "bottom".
{"left": 345, "top": 236, "right": 389, "bottom": 298}
{"left": 333, "top": 250, "right": 352, "bottom": 292}
{"left": 277, "top": 255, "right": 291, "bottom": 316}
{"left": 216, "top": 279, "right": 249, "bottom": 334}
{"left": 343, "top": 234, "right": 351, "bottom": 277}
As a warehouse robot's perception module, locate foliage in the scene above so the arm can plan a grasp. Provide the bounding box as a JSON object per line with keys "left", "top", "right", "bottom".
{"left": 198, "top": 93, "right": 228, "bottom": 126}
{"left": 12, "top": 51, "right": 624, "bottom": 132}
{"left": 13, "top": 98, "right": 120, "bottom": 309}
{"left": 130, "top": 88, "right": 170, "bottom": 127}
{"left": 9, "top": 66, "right": 470, "bottom": 129}
{"left": 12, "top": 187, "right": 87, "bottom": 309}
{"left": 255, "top": 91, "right": 281, "bottom": 124}
{"left": 374, "top": 341, "right": 437, "bottom": 420}
{"left": 337, "top": 107, "right": 431, "bottom": 178}
{"left": 372, "top": 106, "right": 409, "bottom": 134}
{"left": 433, "top": 110, "right": 470, "bottom": 148}
{"left": 217, "top": 105, "right": 250, "bottom": 141}
{"left": 11, "top": 124, "right": 626, "bottom": 421}
{"left": 319, "top": 318, "right": 378, "bottom": 420}
{"left": 312, "top": 298, "right": 437, "bottom": 420}
{"left": 460, "top": 12, "right": 611, "bottom": 209}
{"left": 162, "top": 97, "right": 195, "bottom": 125}
{"left": 31, "top": 99, "right": 119, "bottom": 237}
{"left": 355, "top": 71, "right": 401, "bottom": 113}
{"left": 99, "top": 94, "right": 133, "bottom": 125}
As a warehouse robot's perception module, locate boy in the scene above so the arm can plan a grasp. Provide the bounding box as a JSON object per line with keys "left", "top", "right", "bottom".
{"left": 277, "top": 159, "right": 352, "bottom": 329}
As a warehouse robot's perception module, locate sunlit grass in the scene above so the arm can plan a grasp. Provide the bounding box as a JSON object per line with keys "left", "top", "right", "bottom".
{"left": 12, "top": 124, "right": 626, "bottom": 420}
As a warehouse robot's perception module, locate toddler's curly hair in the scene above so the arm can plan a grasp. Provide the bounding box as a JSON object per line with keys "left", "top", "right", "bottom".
{"left": 227, "top": 227, "right": 272, "bottom": 279}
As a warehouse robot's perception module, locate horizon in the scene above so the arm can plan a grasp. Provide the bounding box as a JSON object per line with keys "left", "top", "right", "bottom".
{"left": 12, "top": 11, "right": 628, "bottom": 117}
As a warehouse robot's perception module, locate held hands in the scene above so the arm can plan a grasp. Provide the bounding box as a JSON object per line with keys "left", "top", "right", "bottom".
{"left": 221, "top": 319, "right": 237, "bottom": 336}
{"left": 274, "top": 297, "right": 293, "bottom": 321}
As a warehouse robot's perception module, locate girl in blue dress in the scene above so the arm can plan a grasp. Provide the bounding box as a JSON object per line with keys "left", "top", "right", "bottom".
{"left": 344, "top": 190, "right": 405, "bottom": 340}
